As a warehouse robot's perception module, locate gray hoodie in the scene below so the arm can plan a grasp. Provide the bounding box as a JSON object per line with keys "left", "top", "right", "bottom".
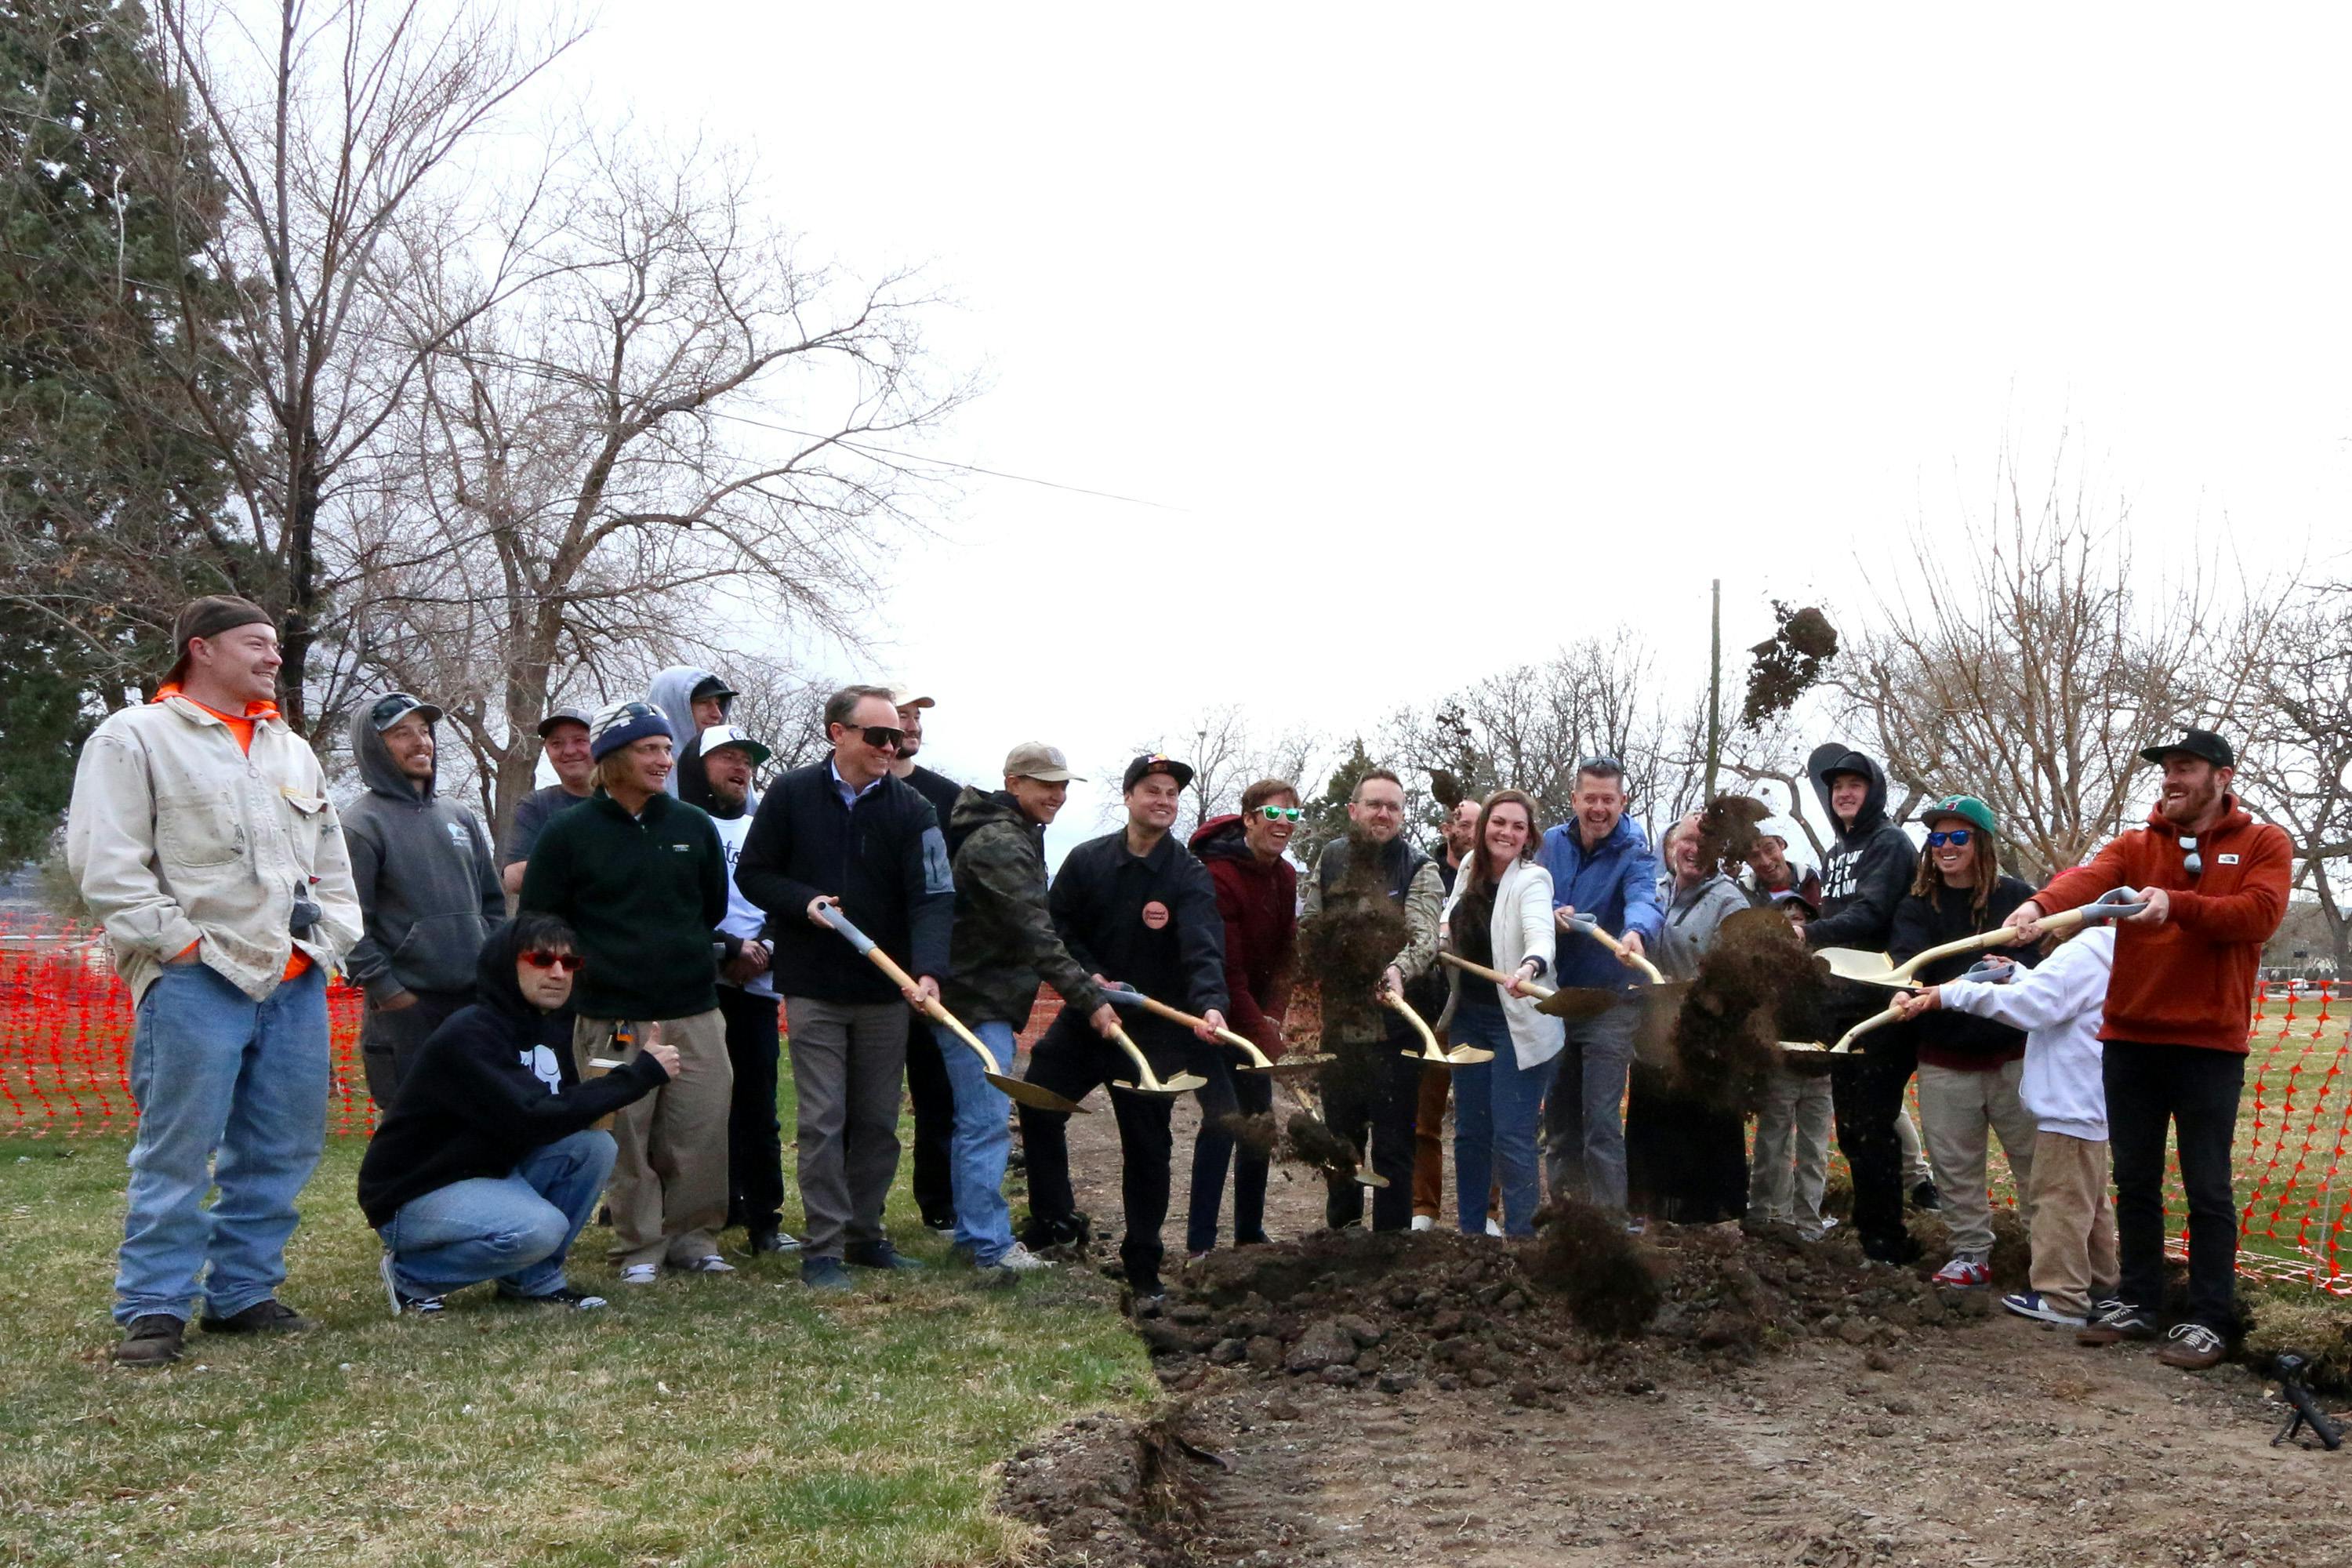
{"left": 341, "top": 708, "right": 506, "bottom": 1002}
{"left": 647, "top": 664, "right": 732, "bottom": 807}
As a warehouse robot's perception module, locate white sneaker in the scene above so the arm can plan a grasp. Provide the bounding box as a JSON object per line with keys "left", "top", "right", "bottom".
{"left": 1410, "top": 1214, "right": 1435, "bottom": 1232}
{"left": 619, "top": 1263, "right": 660, "bottom": 1286}
{"left": 992, "top": 1242, "right": 1054, "bottom": 1272}
{"left": 677, "top": 1255, "right": 736, "bottom": 1275}
{"left": 1484, "top": 1218, "right": 1504, "bottom": 1238}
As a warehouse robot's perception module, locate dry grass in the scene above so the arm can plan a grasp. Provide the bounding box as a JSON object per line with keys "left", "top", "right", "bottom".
{"left": 0, "top": 1123, "right": 1150, "bottom": 1567}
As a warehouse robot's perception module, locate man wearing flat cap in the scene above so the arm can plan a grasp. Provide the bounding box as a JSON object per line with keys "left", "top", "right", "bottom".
{"left": 67, "top": 595, "right": 363, "bottom": 1366}
{"left": 343, "top": 691, "right": 506, "bottom": 1105}
{"left": 2005, "top": 728, "right": 2291, "bottom": 1370}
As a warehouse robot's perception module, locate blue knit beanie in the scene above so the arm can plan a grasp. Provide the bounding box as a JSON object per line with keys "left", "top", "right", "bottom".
{"left": 589, "top": 699, "right": 673, "bottom": 761}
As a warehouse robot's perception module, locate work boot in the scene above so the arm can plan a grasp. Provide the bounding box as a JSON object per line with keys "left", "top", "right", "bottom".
{"left": 112, "top": 1315, "right": 186, "bottom": 1367}
{"left": 200, "top": 1299, "right": 312, "bottom": 1335}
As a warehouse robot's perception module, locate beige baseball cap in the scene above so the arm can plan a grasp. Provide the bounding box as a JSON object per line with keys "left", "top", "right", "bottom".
{"left": 888, "top": 687, "right": 935, "bottom": 710}
{"left": 1003, "top": 741, "right": 1081, "bottom": 782}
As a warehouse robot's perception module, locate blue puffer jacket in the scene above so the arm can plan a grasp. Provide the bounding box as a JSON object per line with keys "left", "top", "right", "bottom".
{"left": 1535, "top": 813, "right": 1664, "bottom": 989}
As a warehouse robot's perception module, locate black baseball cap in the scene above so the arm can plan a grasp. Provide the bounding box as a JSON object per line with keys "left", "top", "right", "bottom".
{"left": 1123, "top": 753, "right": 1195, "bottom": 793}
{"left": 2140, "top": 728, "right": 2234, "bottom": 768}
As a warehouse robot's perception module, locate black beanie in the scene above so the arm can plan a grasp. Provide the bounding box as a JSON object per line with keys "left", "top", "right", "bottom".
{"left": 166, "top": 596, "right": 273, "bottom": 684}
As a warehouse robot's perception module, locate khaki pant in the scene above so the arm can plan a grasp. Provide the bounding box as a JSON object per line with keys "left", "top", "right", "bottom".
{"left": 1915, "top": 1059, "right": 2037, "bottom": 1259}
{"left": 1749, "top": 1064, "right": 1834, "bottom": 1236}
{"left": 2026, "top": 1129, "right": 2119, "bottom": 1319}
{"left": 574, "top": 1011, "right": 731, "bottom": 1270}
{"left": 1896, "top": 1103, "right": 1932, "bottom": 1188}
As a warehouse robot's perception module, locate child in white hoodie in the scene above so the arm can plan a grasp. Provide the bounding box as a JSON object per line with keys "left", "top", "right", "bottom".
{"left": 1895, "top": 927, "right": 2120, "bottom": 1327}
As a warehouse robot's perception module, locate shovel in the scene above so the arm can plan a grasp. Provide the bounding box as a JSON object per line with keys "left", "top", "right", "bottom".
{"left": 1105, "top": 1022, "right": 1207, "bottom": 1097}
{"left": 1813, "top": 889, "right": 2147, "bottom": 989}
{"left": 815, "top": 904, "right": 1089, "bottom": 1114}
{"left": 1779, "top": 954, "right": 2020, "bottom": 1056}
{"left": 1385, "top": 989, "right": 1494, "bottom": 1065}
{"left": 1101, "top": 985, "right": 1333, "bottom": 1076}
{"left": 1278, "top": 1076, "right": 1387, "bottom": 1188}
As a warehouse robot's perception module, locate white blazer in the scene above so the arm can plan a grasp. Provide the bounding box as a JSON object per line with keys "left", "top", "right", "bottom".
{"left": 1441, "top": 858, "right": 1565, "bottom": 1071}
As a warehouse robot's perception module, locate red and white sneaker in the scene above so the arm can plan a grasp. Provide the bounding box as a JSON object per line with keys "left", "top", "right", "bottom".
{"left": 1931, "top": 1255, "right": 1991, "bottom": 1289}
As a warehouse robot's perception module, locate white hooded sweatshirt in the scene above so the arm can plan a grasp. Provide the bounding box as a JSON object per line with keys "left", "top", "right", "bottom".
{"left": 1939, "top": 927, "right": 2114, "bottom": 1142}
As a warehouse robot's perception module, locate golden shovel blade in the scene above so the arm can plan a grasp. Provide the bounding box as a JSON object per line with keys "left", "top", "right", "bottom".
{"left": 1242, "top": 1057, "right": 1330, "bottom": 1077}
{"left": 988, "top": 1073, "right": 1091, "bottom": 1114}
{"left": 1112, "top": 1073, "right": 1207, "bottom": 1096}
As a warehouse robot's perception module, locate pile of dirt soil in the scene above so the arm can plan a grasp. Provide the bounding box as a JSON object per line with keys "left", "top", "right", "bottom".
{"left": 997, "top": 1408, "right": 1214, "bottom": 1568}
{"left": 1129, "top": 1214, "right": 1980, "bottom": 1402}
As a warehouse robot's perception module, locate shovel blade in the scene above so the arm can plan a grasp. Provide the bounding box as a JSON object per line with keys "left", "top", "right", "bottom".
{"left": 1356, "top": 1171, "right": 1390, "bottom": 1189}
{"left": 1240, "top": 1058, "right": 1327, "bottom": 1078}
{"left": 1535, "top": 985, "right": 1639, "bottom": 1020}
{"left": 989, "top": 1073, "right": 1089, "bottom": 1114}
{"left": 1112, "top": 1072, "right": 1206, "bottom": 1098}
{"left": 1443, "top": 1045, "right": 1497, "bottom": 1065}
{"left": 1816, "top": 946, "right": 1901, "bottom": 985}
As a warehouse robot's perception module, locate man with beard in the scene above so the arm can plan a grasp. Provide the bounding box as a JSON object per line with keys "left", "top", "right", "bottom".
{"left": 886, "top": 686, "right": 960, "bottom": 1236}
{"left": 2005, "top": 729, "right": 2288, "bottom": 1369}
{"left": 1304, "top": 768, "right": 1443, "bottom": 1232}
{"left": 699, "top": 723, "right": 799, "bottom": 1256}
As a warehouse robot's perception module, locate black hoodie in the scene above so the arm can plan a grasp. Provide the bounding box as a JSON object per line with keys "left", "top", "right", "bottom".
{"left": 1802, "top": 742, "right": 1916, "bottom": 953}
{"left": 357, "top": 923, "right": 671, "bottom": 1229}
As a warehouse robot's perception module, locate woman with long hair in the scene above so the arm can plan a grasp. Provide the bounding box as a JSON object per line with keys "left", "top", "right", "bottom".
{"left": 1624, "top": 812, "right": 1755, "bottom": 1225}
{"left": 1887, "top": 794, "right": 2042, "bottom": 1289}
{"left": 1436, "top": 790, "right": 1561, "bottom": 1236}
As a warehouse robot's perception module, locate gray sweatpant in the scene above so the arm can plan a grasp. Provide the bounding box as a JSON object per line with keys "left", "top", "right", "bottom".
{"left": 785, "top": 996, "right": 910, "bottom": 1261}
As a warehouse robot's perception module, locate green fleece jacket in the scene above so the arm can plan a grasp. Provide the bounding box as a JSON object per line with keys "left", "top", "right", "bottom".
{"left": 518, "top": 788, "right": 730, "bottom": 1021}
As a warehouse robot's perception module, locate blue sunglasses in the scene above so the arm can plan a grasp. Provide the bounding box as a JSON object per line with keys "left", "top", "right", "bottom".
{"left": 1927, "top": 829, "right": 1974, "bottom": 848}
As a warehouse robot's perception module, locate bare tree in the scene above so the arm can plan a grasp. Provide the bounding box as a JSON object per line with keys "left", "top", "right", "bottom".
{"left": 146, "top": 0, "right": 584, "bottom": 735}
{"left": 349, "top": 139, "right": 964, "bottom": 837}
{"left": 1832, "top": 452, "right": 2256, "bottom": 882}
{"left": 1102, "top": 705, "right": 1334, "bottom": 840}
{"left": 2236, "top": 585, "right": 2352, "bottom": 973}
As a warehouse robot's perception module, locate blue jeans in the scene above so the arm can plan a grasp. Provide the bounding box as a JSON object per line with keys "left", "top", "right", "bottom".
{"left": 1449, "top": 1006, "right": 1559, "bottom": 1236}
{"left": 380, "top": 1130, "right": 616, "bottom": 1298}
{"left": 1541, "top": 1003, "right": 1638, "bottom": 1215}
{"left": 116, "top": 961, "right": 330, "bottom": 1325}
{"left": 934, "top": 1019, "right": 1018, "bottom": 1265}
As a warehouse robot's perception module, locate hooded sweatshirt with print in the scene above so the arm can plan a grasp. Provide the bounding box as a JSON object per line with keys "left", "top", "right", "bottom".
{"left": 1802, "top": 743, "right": 1915, "bottom": 953}
{"left": 339, "top": 707, "right": 506, "bottom": 1004}
{"left": 356, "top": 920, "right": 673, "bottom": 1228}
{"left": 647, "top": 665, "right": 733, "bottom": 808}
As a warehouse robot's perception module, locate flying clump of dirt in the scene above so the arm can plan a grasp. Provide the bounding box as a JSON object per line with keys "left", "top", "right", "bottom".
{"left": 1281, "top": 1111, "right": 1363, "bottom": 1183}
{"left": 1664, "top": 905, "right": 1821, "bottom": 1109}
{"left": 1524, "top": 1200, "right": 1661, "bottom": 1338}
{"left": 1298, "top": 825, "right": 1410, "bottom": 1054}
{"left": 1217, "top": 1111, "right": 1280, "bottom": 1160}
{"left": 1693, "top": 793, "right": 1771, "bottom": 880}
{"left": 1741, "top": 602, "right": 1839, "bottom": 730}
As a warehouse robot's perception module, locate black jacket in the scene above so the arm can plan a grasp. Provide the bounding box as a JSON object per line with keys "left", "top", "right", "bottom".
{"left": 1889, "top": 873, "right": 2042, "bottom": 1069}
{"left": 903, "top": 765, "right": 964, "bottom": 844}
{"left": 734, "top": 760, "right": 953, "bottom": 1003}
{"left": 357, "top": 923, "right": 670, "bottom": 1228}
{"left": 1803, "top": 743, "right": 1916, "bottom": 953}
{"left": 1050, "top": 826, "right": 1227, "bottom": 1044}
{"left": 517, "top": 789, "right": 732, "bottom": 1020}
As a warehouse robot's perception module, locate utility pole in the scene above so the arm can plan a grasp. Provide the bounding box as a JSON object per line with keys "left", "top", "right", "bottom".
{"left": 1705, "top": 579, "right": 1722, "bottom": 800}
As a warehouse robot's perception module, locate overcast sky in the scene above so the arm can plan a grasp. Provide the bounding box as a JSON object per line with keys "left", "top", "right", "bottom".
{"left": 561, "top": 6, "right": 2347, "bottom": 858}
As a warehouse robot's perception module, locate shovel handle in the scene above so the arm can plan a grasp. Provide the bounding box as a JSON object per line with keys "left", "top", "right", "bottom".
{"left": 1438, "top": 950, "right": 1555, "bottom": 1004}
{"left": 1102, "top": 985, "right": 1269, "bottom": 1064}
{"left": 1382, "top": 991, "right": 1442, "bottom": 1058}
{"left": 815, "top": 901, "right": 983, "bottom": 1054}
{"left": 1888, "top": 926, "right": 2016, "bottom": 984}
{"left": 1832, "top": 1003, "right": 1904, "bottom": 1054}
{"left": 1564, "top": 913, "right": 1666, "bottom": 985}
{"left": 2038, "top": 888, "right": 2151, "bottom": 934}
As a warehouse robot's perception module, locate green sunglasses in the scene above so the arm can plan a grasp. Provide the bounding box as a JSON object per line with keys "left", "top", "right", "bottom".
{"left": 1255, "top": 805, "right": 1305, "bottom": 822}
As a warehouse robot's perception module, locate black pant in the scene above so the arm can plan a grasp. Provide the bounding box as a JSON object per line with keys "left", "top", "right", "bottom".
{"left": 905, "top": 1023, "right": 957, "bottom": 1228}
{"left": 361, "top": 988, "right": 471, "bottom": 1109}
{"left": 2107, "top": 1043, "right": 2245, "bottom": 1330}
{"left": 1321, "top": 1035, "right": 1422, "bottom": 1232}
{"left": 1187, "top": 1047, "right": 1272, "bottom": 1254}
{"left": 1018, "top": 1014, "right": 1200, "bottom": 1291}
{"left": 718, "top": 986, "right": 785, "bottom": 1232}
{"left": 1829, "top": 1036, "right": 1919, "bottom": 1260}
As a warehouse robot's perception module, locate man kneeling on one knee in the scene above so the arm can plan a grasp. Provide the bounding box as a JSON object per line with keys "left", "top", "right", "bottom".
{"left": 358, "top": 916, "right": 678, "bottom": 1314}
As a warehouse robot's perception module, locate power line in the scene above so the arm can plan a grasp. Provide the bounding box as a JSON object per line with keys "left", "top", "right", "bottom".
{"left": 705, "top": 409, "right": 1187, "bottom": 513}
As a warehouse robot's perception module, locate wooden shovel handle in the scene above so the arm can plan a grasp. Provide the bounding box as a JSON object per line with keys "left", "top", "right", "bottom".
{"left": 1889, "top": 927, "right": 2016, "bottom": 985}
{"left": 1570, "top": 917, "right": 1667, "bottom": 985}
{"left": 1121, "top": 989, "right": 1269, "bottom": 1064}
{"left": 1833, "top": 1004, "right": 1904, "bottom": 1054}
{"left": 1382, "top": 991, "right": 1442, "bottom": 1057}
{"left": 1438, "top": 950, "right": 1555, "bottom": 1003}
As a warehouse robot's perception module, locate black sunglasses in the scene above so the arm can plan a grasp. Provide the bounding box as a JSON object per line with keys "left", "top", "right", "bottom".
{"left": 839, "top": 724, "right": 904, "bottom": 750}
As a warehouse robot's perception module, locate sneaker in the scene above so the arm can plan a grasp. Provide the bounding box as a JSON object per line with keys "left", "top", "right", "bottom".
{"left": 200, "top": 1298, "right": 313, "bottom": 1334}
{"left": 503, "top": 1285, "right": 608, "bottom": 1310}
{"left": 844, "top": 1241, "right": 924, "bottom": 1272}
{"left": 746, "top": 1229, "right": 802, "bottom": 1255}
{"left": 2078, "top": 1301, "right": 2158, "bottom": 1346}
{"left": 2001, "top": 1290, "right": 2088, "bottom": 1327}
{"left": 1410, "top": 1214, "right": 1435, "bottom": 1232}
{"left": 618, "top": 1263, "right": 660, "bottom": 1286}
{"left": 1185, "top": 1250, "right": 1211, "bottom": 1264}
{"left": 1235, "top": 1231, "right": 1272, "bottom": 1248}
{"left": 1932, "top": 1255, "right": 1991, "bottom": 1289}
{"left": 801, "top": 1256, "right": 853, "bottom": 1292}
{"left": 677, "top": 1254, "right": 736, "bottom": 1275}
{"left": 1860, "top": 1233, "right": 1924, "bottom": 1266}
{"left": 1910, "top": 1181, "right": 1943, "bottom": 1212}
{"left": 993, "top": 1241, "right": 1053, "bottom": 1272}
{"left": 2155, "top": 1322, "right": 2227, "bottom": 1370}
{"left": 111, "top": 1314, "right": 186, "bottom": 1367}
{"left": 1486, "top": 1218, "right": 1506, "bottom": 1238}
{"left": 923, "top": 1214, "right": 957, "bottom": 1234}
{"left": 1019, "top": 1211, "right": 1089, "bottom": 1254}
{"left": 379, "top": 1254, "right": 445, "bottom": 1318}
{"left": 1623, "top": 1218, "right": 1647, "bottom": 1237}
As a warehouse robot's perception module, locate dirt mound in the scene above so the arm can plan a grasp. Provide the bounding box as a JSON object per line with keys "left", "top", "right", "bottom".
{"left": 999, "top": 1408, "right": 1214, "bottom": 1567}
{"left": 1134, "top": 1218, "right": 1973, "bottom": 1402}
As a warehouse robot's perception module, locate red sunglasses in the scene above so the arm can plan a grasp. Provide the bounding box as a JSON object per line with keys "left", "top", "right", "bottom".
{"left": 521, "top": 949, "right": 584, "bottom": 974}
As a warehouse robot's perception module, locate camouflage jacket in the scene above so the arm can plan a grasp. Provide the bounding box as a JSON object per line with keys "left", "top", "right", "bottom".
{"left": 940, "top": 788, "right": 1107, "bottom": 1028}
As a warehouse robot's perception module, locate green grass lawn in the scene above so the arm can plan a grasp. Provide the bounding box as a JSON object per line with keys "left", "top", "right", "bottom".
{"left": 0, "top": 1102, "right": 1152, "bottom": 1567}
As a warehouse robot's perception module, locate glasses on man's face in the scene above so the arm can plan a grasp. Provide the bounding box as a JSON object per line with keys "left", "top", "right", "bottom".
{"left": 851, "top": 725, "right": 904, "bottom": 751}
{"left": 1256, "top": 805, "right": 1304, "bottom": 822}
{"left": 1927, "top": 829, "right": 1973, "bottom": 848}
{"left": 2179, "top": 836, "right": 2203, "bottom": 877}
{"left": 521, "top": 950, "right": 584, "bottom": 974}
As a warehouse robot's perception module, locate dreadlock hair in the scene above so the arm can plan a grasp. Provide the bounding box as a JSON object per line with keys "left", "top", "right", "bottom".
{"left": 1911, "top": 819, "right": 2002, "bottom": 920}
